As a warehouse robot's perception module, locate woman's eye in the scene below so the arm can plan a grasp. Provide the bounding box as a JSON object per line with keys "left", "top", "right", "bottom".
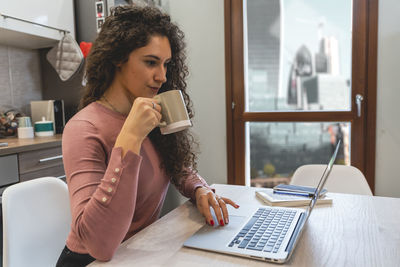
{"left": 145, "top": 60, "right": 157, "bottom": 66}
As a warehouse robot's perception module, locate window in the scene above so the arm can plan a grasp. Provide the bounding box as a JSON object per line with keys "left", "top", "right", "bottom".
{"left": 224, "top": 0, "right": 378, "bottom": 190}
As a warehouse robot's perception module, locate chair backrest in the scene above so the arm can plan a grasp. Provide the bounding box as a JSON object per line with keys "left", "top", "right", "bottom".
{"left": 290, "top": 164, "right": 373, "bottom": 196}
{"left": 2, "top": 177, "right": 71, "bottom": 267}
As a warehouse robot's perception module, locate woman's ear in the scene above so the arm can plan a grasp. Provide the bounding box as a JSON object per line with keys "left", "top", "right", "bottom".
{"left": 114, "top": 62, "right": 121, "bottom": 69}
{"left": 113, "top": 55, "right": 129, "bottom": 69}
{"left": 113, "top": 60, "right": 123, "bottom": 70}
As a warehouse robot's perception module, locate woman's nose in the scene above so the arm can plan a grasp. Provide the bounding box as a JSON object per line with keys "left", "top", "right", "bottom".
{"left": 155, "top": 66, "right": 167, "bottom": 83}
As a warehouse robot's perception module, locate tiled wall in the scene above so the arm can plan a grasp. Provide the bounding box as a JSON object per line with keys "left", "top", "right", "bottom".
{"left": 0, "top": 44, "right": 42, "bottom": 115}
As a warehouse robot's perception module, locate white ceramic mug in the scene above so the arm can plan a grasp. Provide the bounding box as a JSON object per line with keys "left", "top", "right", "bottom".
{"left": 154, "top": 90, "right": 192, "bottom": 135}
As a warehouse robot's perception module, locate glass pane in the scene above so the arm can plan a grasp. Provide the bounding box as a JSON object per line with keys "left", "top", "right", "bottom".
{"left": 246, "top": 122, "right": 350, "bottom": 188}
{"left": 244, "top": 0, "right": 352, "bottom": 112}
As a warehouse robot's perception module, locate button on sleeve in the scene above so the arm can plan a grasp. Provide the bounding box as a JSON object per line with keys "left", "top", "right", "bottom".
{"left": 91, "top": 147, "right": 143, "bottom": 206}
{"left": 92, "top": 152, "right": 125, "bottom": 206}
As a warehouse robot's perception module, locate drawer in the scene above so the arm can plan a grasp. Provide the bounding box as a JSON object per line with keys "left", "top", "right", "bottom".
{"left": 0, "top": 154, "right": 19, "bottom": 187}
{"left": 19, "top": 165, "right": 65, "bottom": 182}
{"left": 18, "top": 146, "right": 63, "bottom": 174}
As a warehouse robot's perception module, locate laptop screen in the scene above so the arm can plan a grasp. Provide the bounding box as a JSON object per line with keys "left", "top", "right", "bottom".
{"left": 305, "top": 139, "right": 341, "bottom": 219}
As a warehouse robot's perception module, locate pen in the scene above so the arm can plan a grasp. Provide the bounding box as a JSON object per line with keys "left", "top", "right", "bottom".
{"left": 0, "top": 142, "right": 8, "bottom": 147}
{"left": 273, "top": 190, "right": 313, "bottom": 197}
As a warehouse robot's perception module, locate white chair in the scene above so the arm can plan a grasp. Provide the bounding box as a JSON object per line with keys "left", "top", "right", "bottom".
{"left": 2, "top": 177, "right": 71, "bottom": 267}
{"left": 290, "top": 164, "right": 373, "bottom": 196}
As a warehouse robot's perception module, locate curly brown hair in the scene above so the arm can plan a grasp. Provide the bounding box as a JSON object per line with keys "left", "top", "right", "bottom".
{"left": 80, "top": 5, "right": 198, "bottom": 185}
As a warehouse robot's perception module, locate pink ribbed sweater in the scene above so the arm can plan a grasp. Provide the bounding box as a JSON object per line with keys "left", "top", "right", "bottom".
{"left": 62, "top": 102, "right": 209, "bottom": 261}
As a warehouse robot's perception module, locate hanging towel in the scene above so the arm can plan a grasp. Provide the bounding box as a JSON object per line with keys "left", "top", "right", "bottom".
{"left": 46, "top": 34, "right": 84, "bottom": 81}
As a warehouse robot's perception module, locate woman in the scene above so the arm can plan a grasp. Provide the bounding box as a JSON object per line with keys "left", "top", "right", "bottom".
{"left": 56, "top": 5, "right": 238, "bottom": 266}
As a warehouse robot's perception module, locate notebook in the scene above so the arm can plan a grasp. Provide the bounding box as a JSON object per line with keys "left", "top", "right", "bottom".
{"left": 273, "top": 184, "right": 328, "bottom": 197}
{"left": 255, "top": 189, "right": 333, "bottom": 207}
{"left": 183, "top": 140, "right": 341, "bottom": 263}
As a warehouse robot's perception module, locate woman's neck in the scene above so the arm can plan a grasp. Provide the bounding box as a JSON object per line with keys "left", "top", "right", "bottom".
{"left": 102, "top": 83, "right": 133, "bottom": 116}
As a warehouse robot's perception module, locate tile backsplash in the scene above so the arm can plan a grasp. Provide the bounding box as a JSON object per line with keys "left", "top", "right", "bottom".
{"left": 0, "top": 44, "right": 42, "bottom": 116}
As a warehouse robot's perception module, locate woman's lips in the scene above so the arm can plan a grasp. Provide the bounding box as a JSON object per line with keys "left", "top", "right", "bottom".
{"left": 149, "top": 86, "right": 160, "bottom": 93}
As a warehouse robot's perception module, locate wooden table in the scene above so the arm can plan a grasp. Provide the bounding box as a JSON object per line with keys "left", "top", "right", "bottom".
{"left": 89, "top": 184, "right": 400, "bottom": 267}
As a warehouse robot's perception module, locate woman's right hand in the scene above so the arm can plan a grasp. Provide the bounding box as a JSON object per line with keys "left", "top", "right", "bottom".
{"left": 115, "top": 97, "right": 161, "bottom": 155}
{"left": 124, "top": 97, "right": 162, "bottom": 140}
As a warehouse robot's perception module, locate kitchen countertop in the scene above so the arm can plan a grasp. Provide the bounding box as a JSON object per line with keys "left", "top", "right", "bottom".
{"left": 0, "top": 134, "right": 62, "bottom": 156}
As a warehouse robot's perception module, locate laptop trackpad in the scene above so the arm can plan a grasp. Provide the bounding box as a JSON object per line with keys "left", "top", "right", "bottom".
{"left": 184, "top": 215, "right": 247, "bottom": 248}
{"left": 217, "top": 215, "right": 247, "bottom": 229}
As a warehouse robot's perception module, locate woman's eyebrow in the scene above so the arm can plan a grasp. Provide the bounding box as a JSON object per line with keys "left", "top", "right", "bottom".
{"left": 143, "top": 55, "right": 171, "bottom": 62}
{"left": 144, "top": 55, "right": 160, "bottom": 60}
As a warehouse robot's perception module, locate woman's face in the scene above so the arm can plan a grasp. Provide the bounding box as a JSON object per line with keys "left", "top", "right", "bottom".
{"left": 115, "top": 35, "right": 172, "bottom": 100}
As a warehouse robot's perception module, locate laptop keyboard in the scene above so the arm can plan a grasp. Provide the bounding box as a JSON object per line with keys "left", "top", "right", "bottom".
{"left": 228, "top": 208, "right": 296, "bottom": 253}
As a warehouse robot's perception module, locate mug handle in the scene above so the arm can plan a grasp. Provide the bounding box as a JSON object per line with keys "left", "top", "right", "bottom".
{"left": 153, "top": 96, "right": 166, "bottom": 127}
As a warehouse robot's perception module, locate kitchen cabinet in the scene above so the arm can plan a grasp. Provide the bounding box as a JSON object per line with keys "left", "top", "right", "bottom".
{"left": 0, "top": 0, "right": 75, "bottom": 49}
{"left": 0, "top": 135, "right": 64, "bottom": 195}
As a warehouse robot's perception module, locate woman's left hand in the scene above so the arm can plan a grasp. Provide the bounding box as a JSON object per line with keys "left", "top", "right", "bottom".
{"left": 195, "top": 187, "right": 239, "bottom": 227}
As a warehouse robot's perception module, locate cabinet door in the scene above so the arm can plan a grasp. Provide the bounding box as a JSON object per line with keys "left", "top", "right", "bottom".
{"left": 19, "top": 165, "right": 65, "bottom": 182}
{"left": 18, "top": 146, "right": 63, "bottom": 174}
{"left": 18, "top": 146, "right": 65, "bottom": 182}
{"left": 0, "top": 0, "right": 75, "bottom": 36}
{"left": 0, "top": 154, "right": 19, "bottom": 187}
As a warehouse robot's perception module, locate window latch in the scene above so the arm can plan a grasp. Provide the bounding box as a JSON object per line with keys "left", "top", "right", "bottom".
{"left": 355, "top": 94, "right": 364, "bottom": 117}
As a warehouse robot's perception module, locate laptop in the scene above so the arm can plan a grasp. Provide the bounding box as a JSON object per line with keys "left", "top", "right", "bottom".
{"left": 183, "top": 140, "right": 341, "bottom": 263}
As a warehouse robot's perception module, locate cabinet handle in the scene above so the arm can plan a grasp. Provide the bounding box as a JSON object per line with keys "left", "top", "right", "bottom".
{"left": 39, "top": 155, "right": 63, "bottom": 163}
{"left": 56, "top": 175, "right": 66, "bottom": 179}
{"left": 0, "top": 13, "right": 70, "bottom": 34}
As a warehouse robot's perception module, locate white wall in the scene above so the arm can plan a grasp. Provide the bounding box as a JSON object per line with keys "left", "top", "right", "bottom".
{"left": 169, "top": 0, "right": 227, "bottom": 185}
{"left": 375, "top": 0, "right": 400, "bottom": 197}
{"left": 161, "top": 0, "right": 227, "bottom": 215}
